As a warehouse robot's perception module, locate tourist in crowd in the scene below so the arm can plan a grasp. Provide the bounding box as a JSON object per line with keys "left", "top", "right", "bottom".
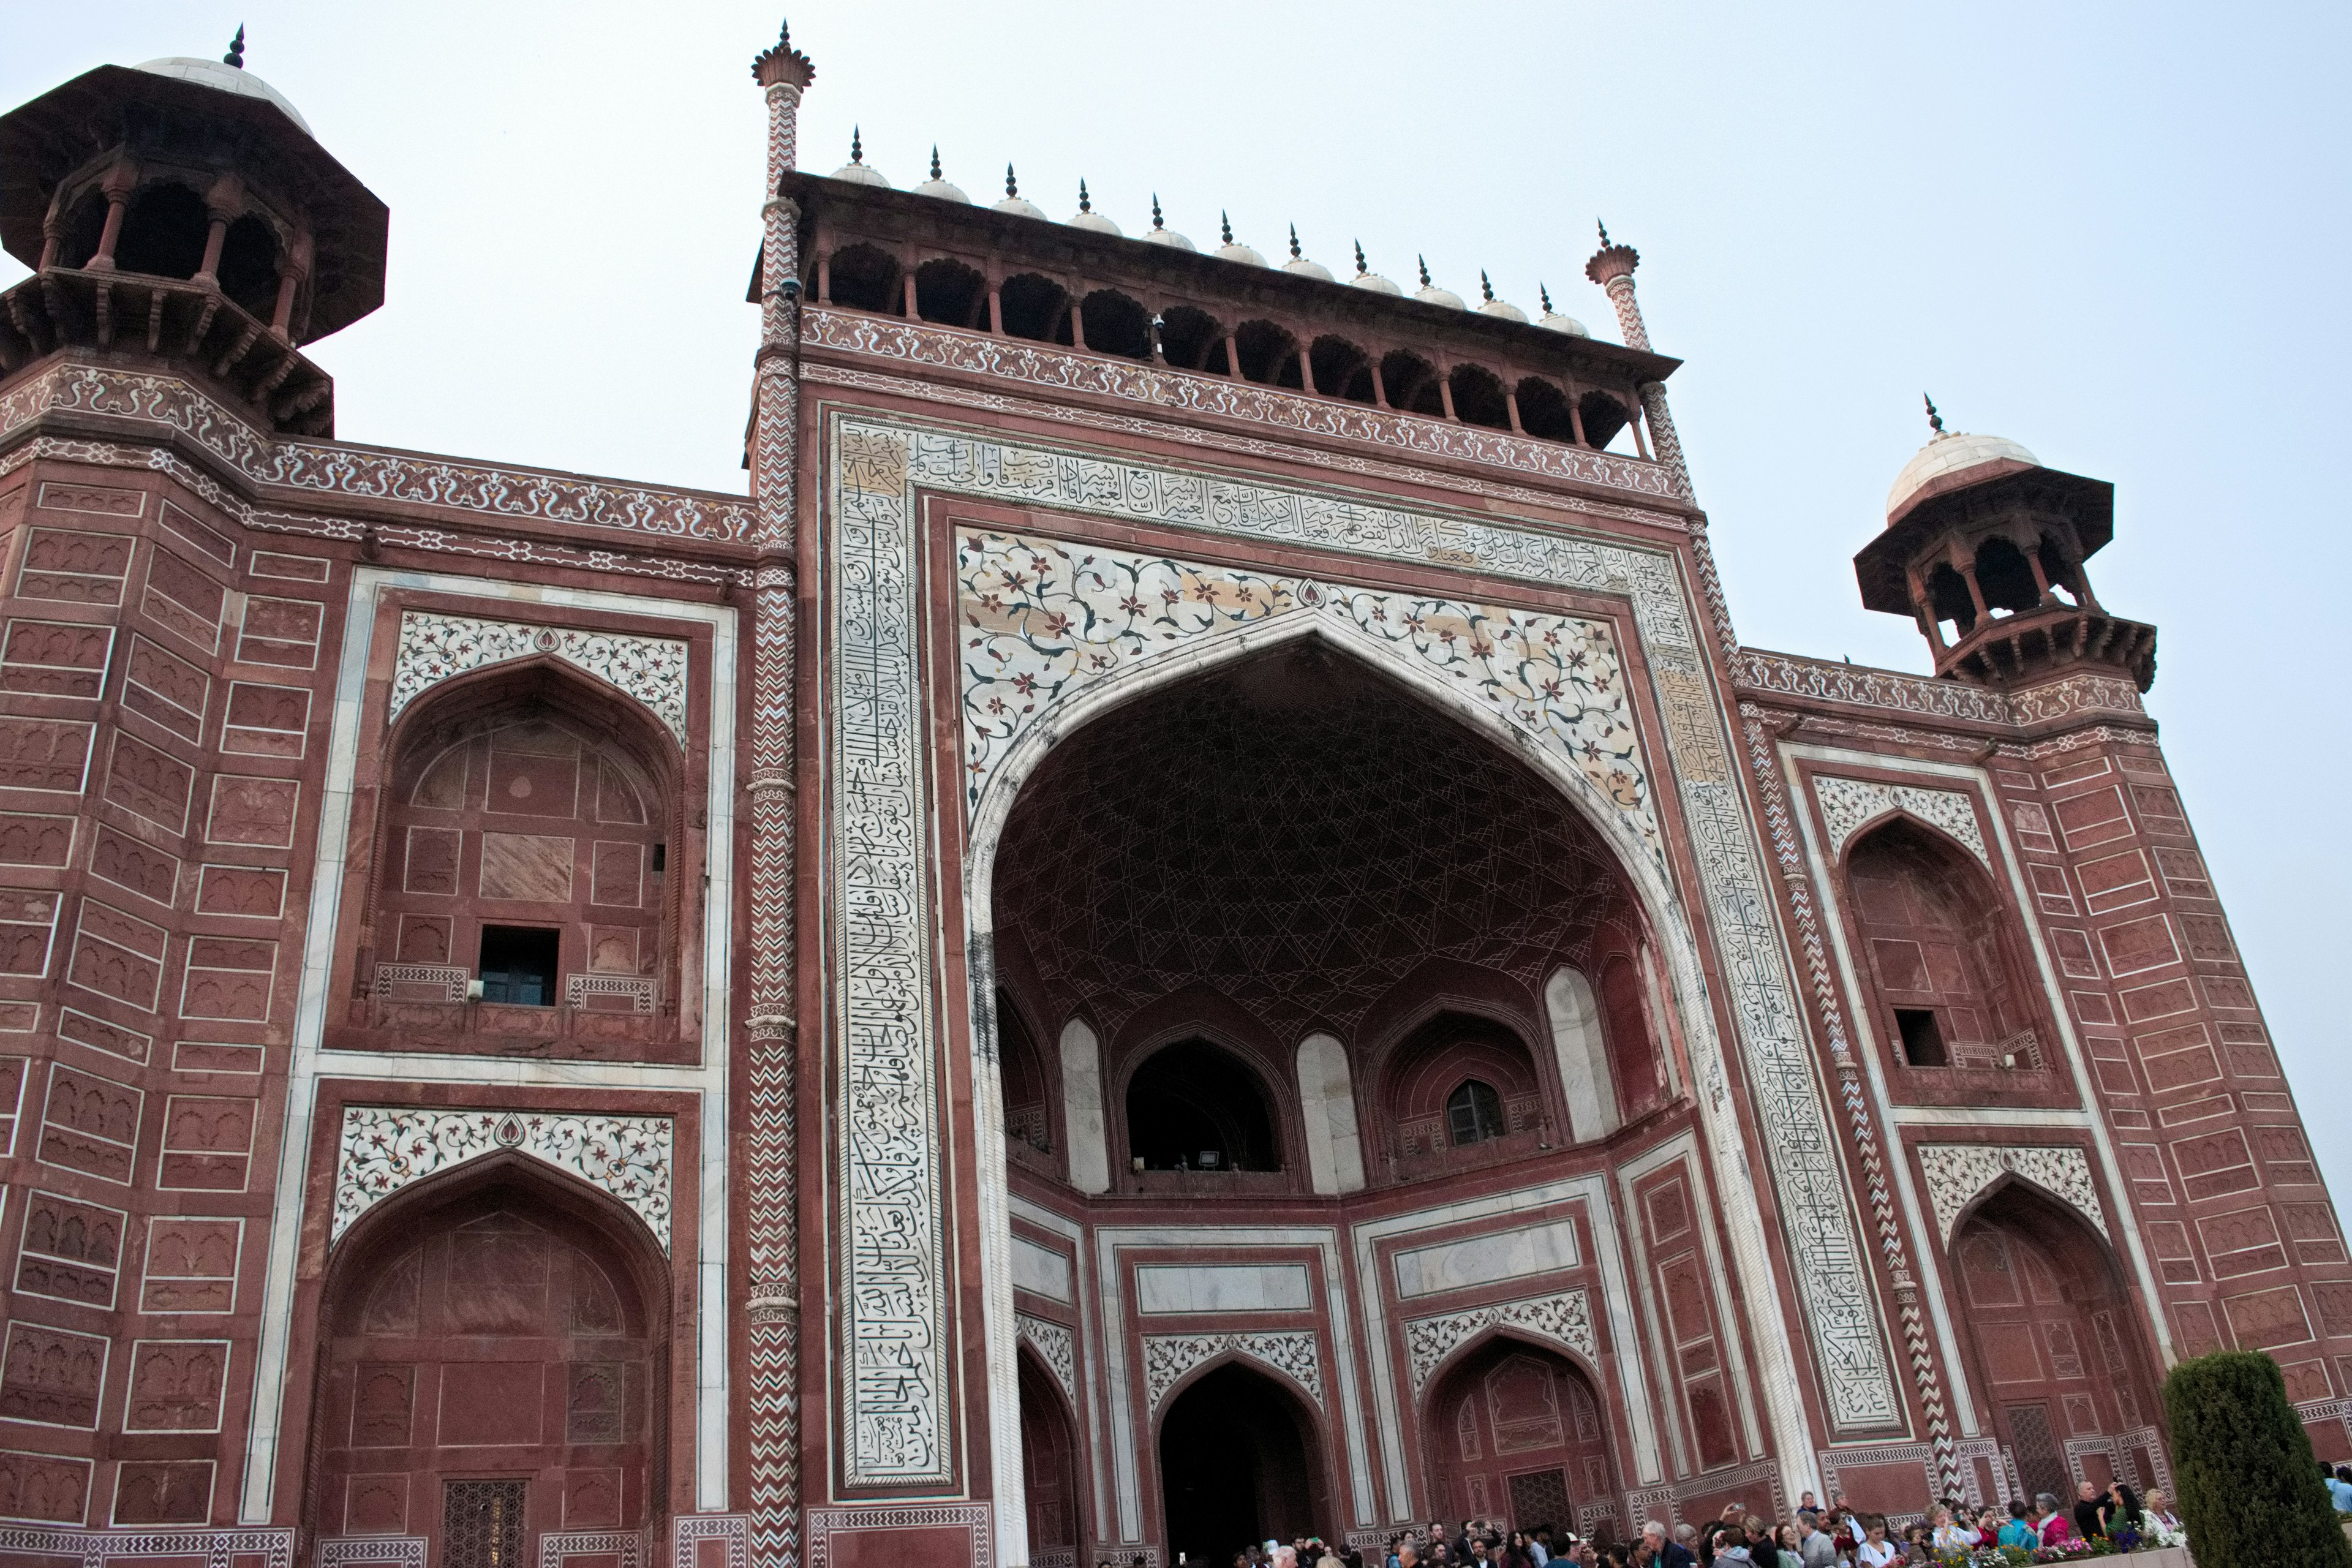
{"left": 2035, "top": 1492, "right": 2076, "bottom": 1547}
{"left": 1852, "top": 1516, "right": 1898, "bottom": 1568}
{"left": 1790, "top": 1511, "right": 1836, "bottom": 1568}
{"left": 1995, "top": 1499, "right": 2037, "bottom": 1550}
{"left": 2144, "top": 1488, "right": 2182, "bottom": 1534}
{"left": 2327, "top": 1464, "right": 2352, "bottom": 1511}
{"left": 2070, "top": 1480, "right": 2106, "bottom": 1540}
{"left": 2101, "top": 1480, "right": 2143, "bottom": 1547}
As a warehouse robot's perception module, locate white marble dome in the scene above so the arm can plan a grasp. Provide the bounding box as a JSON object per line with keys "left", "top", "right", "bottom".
{"left": 1213, "top": 214, "right": 1267, "bottom": 267}
{"left": 1886, "top": 429, "right": 2041, "bottom": 520}
{"left": 135, "top": 56, "right": 312, "bottom": 135}
{"left": 993, "top": 167, "right": 1047, "bottom": 221}
{"left": 1415, "top": 280, "right": 1466, "bottom": 310}
{"left": 912, "top": 149, "right": 969, "bottom": 204}
{"left": 1476, "top": 274, "right": 1529, "bottom": 323}
{"left": 1067, "top": 183, "right": 1120, "bottom": 235}
{"left": 1351, "top": 269, "right": 1401, "bottom": 295}
{"left": 1539, "top": 309, "right": 1590, "bottom": 336}
{"left": 1142, "top": 197, "right": 1194, "bottom": 251}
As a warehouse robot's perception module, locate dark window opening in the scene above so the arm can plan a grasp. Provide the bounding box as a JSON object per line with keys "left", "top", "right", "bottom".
{"left": 1308, "top": 335, "right": 1375, "bottom": 404}
{"left": 1380, "top": 350, "right": 1444, "bottom": 417}
{"left": 1080, "top": 290, "right": 1155, "bottom": 361}
{"left": 650, "top": 842, "right": 666, "bottom": 873}
{"left": 999, "top": 273, "right": 1071, "bottom": 344}
{"left": 1515, "top": 377, "right": 1578, "bottom": 443}
{"left": 2036, "top": 537, "right": 2081, "bottom": 605}
{"left": 1578, "top": 390, "right": 1632, "bottom": 450}
{"left": 1233, "top": 319, "right": 1300, "bottom": 387}
{"left": 1448, "top": 364, "right": 1513, "bottom": 430}
{"left": 1973, "top": 537, "right": 2041, "bottom": 615}
{"left": 114, "top": 182, "right": 209, "bottom": 281}
{"left": 1894, "top": 1007, "right": 1948, "bottom": 1067}
{"left": 1125, "top": 1039, "right": 1278, "bottom": 1172}
{"left": 913, "top": 257, "right": 988, "bottom": 328}
{"left": 826, "top": 243, "right": 901, "bottom": 315}
{"left": 1926, "top": 561, "right": 1977, "bottom": 637}
{"left": 1158, "top": 305, "right": 1224, "bottom": 372}
{"left": 1445, "top": 1079, "right": 1507, "bottom": 1145}
{"left": 480, "top": 925, "right": 560, "bottom": 1007}
{"left": 217, "top": 213, "right": 281, "bottom": 319}
{"left": 59, "top": 188, "right": 107, "bottom": 270}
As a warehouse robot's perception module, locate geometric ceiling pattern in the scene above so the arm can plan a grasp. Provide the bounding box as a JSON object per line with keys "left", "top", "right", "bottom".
{"left": 994, "top": 644, "right": 1642, "bottom": 1044}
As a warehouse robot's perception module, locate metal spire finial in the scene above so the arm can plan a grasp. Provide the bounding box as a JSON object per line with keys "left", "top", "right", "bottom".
{"left": 1480, "top": 269, "right": 1496, "bottom": 302}
{"left": 1221, "top": 211, "right": 1234, "bottom": 245}
{"left": 224, "top": 25, "right": 246, "bottom": 69}
{"left": 1597, "top": 218, "right": 1611, "bottom": 247}
{"left": 930, "top": 146, "right": 942, "bottom": 180}
{"left": 1289, "top": 224, "right": 1302, "bottom": 260}
{"left": 1417, "top": 254, "right": 1431, "bottom": 287}
{"left": 1005, "top": 164, "right": 1019, "bottom": 198}
{"left": 1540, "top": 282, "right": 1555, "bottom": 312}
{"left": 1151, "top": 194, "right": 1166, "bottom": 230}
{"left": 849, "top": 127, "right": 864, "bottom": 164}
{"left": 1078, "top": 179, "right": 1092, "bottom": 213}
{"left": 1354, "top": 239, "right": 1368, "bottom": 275}
{"left": 1924, "top": 393, "right": 1945, "bottom": 434}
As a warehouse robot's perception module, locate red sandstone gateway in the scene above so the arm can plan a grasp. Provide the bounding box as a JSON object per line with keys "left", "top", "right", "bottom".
{"left": 0, "top": 19, "right": 2340, "bottom": 1568}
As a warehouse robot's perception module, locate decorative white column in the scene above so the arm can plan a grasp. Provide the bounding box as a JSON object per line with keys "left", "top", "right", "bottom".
{"left": 747, "top": 18, "right": 813, "bottom": 1568}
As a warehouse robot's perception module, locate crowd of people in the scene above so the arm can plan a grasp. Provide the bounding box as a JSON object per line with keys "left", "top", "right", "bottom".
{"left": 1155, "top": 1474, "right": 2204, "bottom": 1567}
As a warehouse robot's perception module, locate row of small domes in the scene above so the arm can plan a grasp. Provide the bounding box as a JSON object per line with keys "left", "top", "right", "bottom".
{"left": 829, "top": 134, "right": 1591, "bottom": 337}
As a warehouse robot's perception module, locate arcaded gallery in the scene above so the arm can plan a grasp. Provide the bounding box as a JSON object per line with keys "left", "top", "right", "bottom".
{"left": 0, "top": 20, "right": 2342, "bottom": 1568}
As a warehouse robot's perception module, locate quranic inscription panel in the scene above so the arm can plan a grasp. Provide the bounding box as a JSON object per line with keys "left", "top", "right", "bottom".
{"left": 821, "top": 413, "right": 1898, "bottom": 1465}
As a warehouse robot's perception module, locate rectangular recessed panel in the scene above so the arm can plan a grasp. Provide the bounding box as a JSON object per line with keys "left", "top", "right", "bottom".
{"left": 1134, "top": 1262, "right": 1311, "bottom": 1314}
{"left": 1393, "top": 1218, "right": 1581, "bottom": 1298}
{"left": 437, "top": 1361, "right": 545, "bottom": 1446}
{"left": 1011, "top": 1236, "right": 1072, "bottom": 1303}
{"left": 479, "top": 833, "right": 576, "bottom": 903}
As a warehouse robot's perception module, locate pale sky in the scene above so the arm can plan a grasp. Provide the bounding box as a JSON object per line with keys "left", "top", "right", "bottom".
{"left": 8, "top": 2, "right": 2350, "bottom": 1204}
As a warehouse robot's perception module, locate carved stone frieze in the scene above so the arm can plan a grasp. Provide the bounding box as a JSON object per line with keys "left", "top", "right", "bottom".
{"left": 387, "top": 611, "right": 691, "bottom": 745}
{"left": 1141, "top": 1331, "right": 1324, "bottom": 1412}
{"left": 333, "top": 1107, "right": 674, "bottom": 1251}
{"left": 1403, "top": 1289, "right": 1598, "bottom": 1393}
{"left": 1915, "top": 1142, "right": 2106, "bottom": 1245}
{"left": 1015, "top": 1313, "right": 1077, "bottom": 1403}
{"left": 1811, "top": 775, "right": 1989, "bottom": 867}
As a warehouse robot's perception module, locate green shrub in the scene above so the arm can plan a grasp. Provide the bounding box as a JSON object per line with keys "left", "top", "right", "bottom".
{"left": 2161, "top": 1349, "right": 2352, "bottom": 1567}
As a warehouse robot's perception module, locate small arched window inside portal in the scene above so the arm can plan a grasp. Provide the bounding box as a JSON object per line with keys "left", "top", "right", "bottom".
{"left": 1445, "top": 1079, "right": 1506, "bottom": 1146}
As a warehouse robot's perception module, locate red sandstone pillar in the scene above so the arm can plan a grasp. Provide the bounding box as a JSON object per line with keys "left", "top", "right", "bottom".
{"left": 1585, "top": 225, "right": 1695, "bottom": 499}
{"left": 747, "top": 22, "right": 815, "bottom": 1568}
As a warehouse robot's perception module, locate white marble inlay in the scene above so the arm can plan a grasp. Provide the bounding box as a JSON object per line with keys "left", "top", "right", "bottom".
{"left": 1393, "top": 1218, "right": 1581, "bottom": 1298}
{"left": 1135, "top": 1262, "right": 1313, "bottom": 1315}
{"left": 388, "top": 610, "right": 691, "bottom": 745}
{"left": 1012, "top": 1236, "right": 1074, "bottom": 1304}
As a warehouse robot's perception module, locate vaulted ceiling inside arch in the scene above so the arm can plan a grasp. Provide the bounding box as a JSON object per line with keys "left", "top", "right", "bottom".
{"left": 992, "top": 646, "right": 1642, "bottom": 1045}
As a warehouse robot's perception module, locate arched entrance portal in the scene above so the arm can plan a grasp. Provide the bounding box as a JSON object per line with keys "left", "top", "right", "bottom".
{"left": 1159, "top": 1362, "right": 1328, "bottom": 1563}
{"left": 1427, "top": 1338, "right": 1615, "bottom": 1537}
{"left": 1019, "top": 1351, "right": 1082, "bottom": 1564}
{"left": 1949, "top": 1182, "right": 2159, "bottom": 1500}
{"left": 309, "top": 1170, "right": 663, "bottom": 1561}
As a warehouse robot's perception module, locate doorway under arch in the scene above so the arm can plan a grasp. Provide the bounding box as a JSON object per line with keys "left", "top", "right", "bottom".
{"left": 1019, "top": 1349, "right": 1082, "bottom": 1564}
{"left": 307, "top": 1167, "right": 665, "bottom": 1561}
{"left": 1426, "top": 1336, "right": 1615, "bottom": 1537}
{"left": 1947, "top": 1181, "right": 2158, "bottom": 1501}
{"left": 1158, "top": 1361, "right": 1329, "bottom": 1562}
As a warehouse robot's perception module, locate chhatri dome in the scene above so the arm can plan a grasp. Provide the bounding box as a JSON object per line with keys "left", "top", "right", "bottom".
{"left": 1885, "top": 398, "right": 2041, "bottom": 522}
{"left": 1412, "top": 256, "right": 1465, "bottom": 310}
{"left": 1537, "top": 284, "right": 1589, "bottom": 336}
{"left": 135, "top": 29, "right": 313, "bottom": 134}
{"left": 1281, "top": 226, "right": 1335, "bottom": 282}
{"left": 1475, "top": 270, "right": 1528, "bottom": 323}
{"left": 1141, "top": 195, "right": 1194, "bottom": 251}
{"left": 1067, "top": 180, "right": 1120, "bottom": 235}
{"left": 912, "top": 147, "right": 969, "bottom": 203}
{"left": 829, "top": 128, "right": 889, "bottom": 187}
{"left": 992, "top": 165, "right": 1046, "bottom": 220}
{"left": 1212, "top": 213, "right": 1267, "bottom": 267}
{"left": 1349, "top": 241, "right": 1401, "bottom": 295}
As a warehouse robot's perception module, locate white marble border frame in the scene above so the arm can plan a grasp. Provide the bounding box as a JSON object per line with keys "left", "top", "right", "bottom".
{"left": 1088, "top": 1225, "right": 1371, "bottom": 1548}
{"left": 1616, "top": 1131, "right": 1765, "bottom": 1472}
{"left": 1776, "top": 741, "right": 2174, "bottom": 1439}
{"left": 239, "top": 567, "right": 739, "bottom": 1520}
{"left": 1349, "top": 1174, "right": 1660, "bottom": 1522}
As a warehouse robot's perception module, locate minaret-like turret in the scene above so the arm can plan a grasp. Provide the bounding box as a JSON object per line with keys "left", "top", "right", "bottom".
{"left": 1856, "top": 399, "right": 2156, "bottom": 690}
{"left": 0, "top": 32, "right": 386, "bottom": 434}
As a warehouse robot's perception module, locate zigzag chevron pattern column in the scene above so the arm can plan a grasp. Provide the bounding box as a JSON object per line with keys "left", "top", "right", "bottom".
{"left": 747, "top": 20, "right": 813, "bottom": 1568}
{"left": 1739, "top": 711, "right": 1965, "bottom": 1498}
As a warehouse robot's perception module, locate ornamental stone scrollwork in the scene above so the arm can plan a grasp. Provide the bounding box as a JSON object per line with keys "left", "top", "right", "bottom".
{"left": 0, "top": 364, "right": 754, "bottom": 542}
{"left": 958, "top": 531, "right": 1659, "bottom": 866}
{"left": 1811, "top": 775, "right": 1989, "bottom": 867}
{"left": 1738, "top": 649, "right": 2147, "bottom": 728}
{"left": 1142, "top": 1331, "right": 1325, "bottom": 1413}
{"left": 1015, "top": 1313, "right": 1077, "bottom": 1403}
{"left": 334, "top": 1107, "right": 674, "bottom": 1251}
{"left": 387, "top": 611, "right": 691, "bottom": 745}
{"left": 1403, "top": 1290, "right": 1597, "bottom": 1394}
{"left": 1915, "top": 1143, "right": 2107, "bottom": 1246}
{"left": 827, "top": 412, "right": 1898, "bottom": 1441}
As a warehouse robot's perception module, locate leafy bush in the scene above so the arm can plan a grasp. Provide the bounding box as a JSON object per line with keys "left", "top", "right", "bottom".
{"left": 2162, "top": 1350, "right": 2352, "bottom": 1567}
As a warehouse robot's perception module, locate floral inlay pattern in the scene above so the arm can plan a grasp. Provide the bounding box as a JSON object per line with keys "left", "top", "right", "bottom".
{"left": 1142, "top": 1331, "right": 1324, "bottom": 1412}
{"left": 1403, "top": 1290, "right": 1597, "bottom": 1393}
{"left": 1812, "top": 775, "right": 1989, "bottom": 867}
{"left": 957, "top": 532, "right": 1659, "bottom": 867}
{"left": 334, "top": 1107, "right": 674, "bottom": 1251}
{"left": 1916, "top": 1144, "right": 2106, "bottom": 1246}
{"left": 388, "top": 612, "right": 691, "bottom": 745}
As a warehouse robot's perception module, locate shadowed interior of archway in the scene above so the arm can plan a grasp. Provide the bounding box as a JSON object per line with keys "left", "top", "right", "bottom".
{"left": 1159, "top": 1362, "right": 1325, "bottom": 1562}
